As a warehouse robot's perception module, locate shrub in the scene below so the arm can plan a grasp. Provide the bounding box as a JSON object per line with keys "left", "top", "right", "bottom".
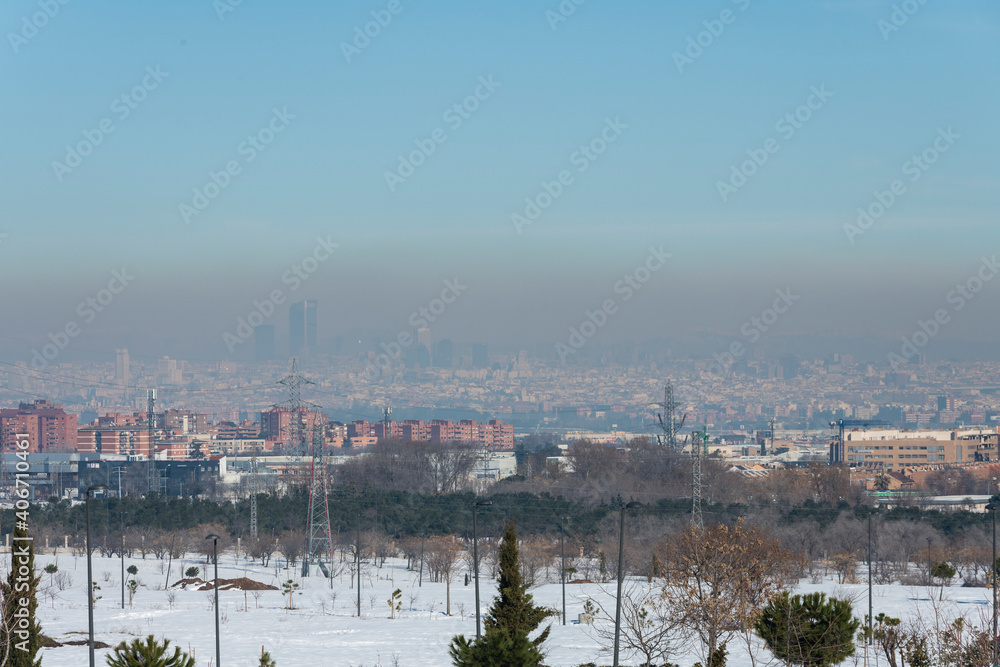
{"left": 105, "top": 635, "right": 195, "bottom": 667}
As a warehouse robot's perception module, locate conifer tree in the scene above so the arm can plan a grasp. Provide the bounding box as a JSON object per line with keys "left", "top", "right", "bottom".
{"left": 0, "top": 523, "right": 44, "bottom": 667}
{"left": 449, "top": 519, "right": 552, "bottom": 667}
{"left": 755, "top": 592, "right": 859, "bottom": 667}
{"left": 105, "top": 635, "right": 195, "bottom": 667}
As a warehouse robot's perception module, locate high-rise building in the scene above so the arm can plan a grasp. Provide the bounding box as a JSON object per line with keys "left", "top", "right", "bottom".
{"left": 472, "top": 343, "right": 488, "bottom": 369}
{"left": 254, "top": 325, "right": 275, "bottom": 361}
{"left": 0, "top": 400, "right": 78, "bottom": 454}
{"left": 156, "top": 357, "right": 182, "bottom": 385}
{"left": 289, "top": 300, "right": 317, "bottom": 357}
{"left": 417, "top": 327, "right": 431, "bottom": 351}
{"left": 259, "top": 407, "right": 325, "bottom": 451}
{"left": 115, "top": 348, "right": 130, "bottom": 386}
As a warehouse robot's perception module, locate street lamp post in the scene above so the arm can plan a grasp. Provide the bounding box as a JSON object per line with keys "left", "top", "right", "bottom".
{"left": 868, "top": 511, "right": 873, "bottom": 644}
{"left": 613, "top": 502, "right": 640, "bottom": 667}
{"left": 120, "top": 509, "right": 125, "bottom": 610}
{"left": 988, "top": 503, "right": 998, "bottom": 667}
{"left": 205, "top": 534, "right": 221, "bottom": 667}
{"left": 418, "top": 533, "right": 425, "bottom": 587}
{"left": 473, "top": 499, "right": 493, "bottom": 640}
{"left": 560, "top": 516, "right": 569, "bottom": 626}
{"left": 86, "top": 483, "right": 107, "bottom": 667}
{"left": 356, "top": 520, "right": 362, "bottom": 617}
{"left": 927, "top": 538, "right": 932, "bottom": 587}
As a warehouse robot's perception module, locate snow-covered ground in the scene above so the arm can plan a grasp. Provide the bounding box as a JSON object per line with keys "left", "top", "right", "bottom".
{"left": 10, "top": 549, "right": 995, "bottom": 667}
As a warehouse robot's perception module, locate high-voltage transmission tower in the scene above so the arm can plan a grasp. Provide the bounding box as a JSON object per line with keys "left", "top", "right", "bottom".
{"left": 653, "top": 382, "right": 687, "bottom": 451}
{"left": 690, "top": 425, "right": 709, "bottom": 530}
{"left": 303, "top": 423, "right": 334, "bottom": 578}
{"left": 146, "top": 389, "right": 158, "bottom": 494}
{"left": 249, "top": 445, "right": 259, "bottom": 539}
{"left": 275, "top": 359, "right": 333, "bottom": 578}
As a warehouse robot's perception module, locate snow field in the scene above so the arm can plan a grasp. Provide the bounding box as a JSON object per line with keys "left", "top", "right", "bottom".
{"left": 8, "top": 550, "right": 995, "bottom": 667}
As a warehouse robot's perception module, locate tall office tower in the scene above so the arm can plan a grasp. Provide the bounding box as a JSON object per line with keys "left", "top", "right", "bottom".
{"left": 472, "top": 343, "right": 488, "bottom": 369}
{"left": 254, "top": 325, "right": 275, "bottom": 361}
{"left": 156, "top": 357, "right": 182, "bottom": 385}
{"left": 417, "top": 327, "right": 431, "bottom": 352}
{"left": 289, "top": 300, "right": 318, "bottom": 357}
{"left": 115, "top": 348, "right": 130, "bottom": 386}
{"left": 434, "top": 339, "right": 454, "bottom": 368}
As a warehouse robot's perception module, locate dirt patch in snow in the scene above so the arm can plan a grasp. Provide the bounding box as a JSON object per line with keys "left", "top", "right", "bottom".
{"left": 172, "top": 576, "right": 278, "bottom": 591}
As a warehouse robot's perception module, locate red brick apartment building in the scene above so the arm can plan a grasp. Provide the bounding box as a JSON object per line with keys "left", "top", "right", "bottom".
{"left": 0, "top": 400, "right": 78, "bottom": 453}
{"left": 348, "top": 419, "right": 514, "bottom": 450}
{"left": 77, "top": 426, "right": 151, "bottom": 457}
{"left": 259, "top": 407, "right": 326, "bottom": 445}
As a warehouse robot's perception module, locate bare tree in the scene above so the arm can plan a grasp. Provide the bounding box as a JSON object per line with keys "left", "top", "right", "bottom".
{"left": 278, "top": 530, "right": 305, "bottom": 569}
{"left": 592, "top": 580, "right": 685, "bottom": 667}
{"left": 662, "top": 519, "right": 803, "bottom": 663}
{"left": 246, "top": 535, "right": 277, "bottom": 567}
{"left": 426, "top": 536, "right": 463, "bottom": 615}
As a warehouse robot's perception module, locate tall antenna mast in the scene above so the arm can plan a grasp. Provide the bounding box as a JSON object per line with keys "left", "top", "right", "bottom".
{"left": 382, "top": 405, "right": 392, "bottom": 439}
{"left": 765, "top": 417, "right": 775, "bottom": 456}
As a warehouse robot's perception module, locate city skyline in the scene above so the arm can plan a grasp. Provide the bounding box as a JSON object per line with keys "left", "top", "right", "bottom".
{"left": 1, "top": 1, "right": 998, "bottom": 367}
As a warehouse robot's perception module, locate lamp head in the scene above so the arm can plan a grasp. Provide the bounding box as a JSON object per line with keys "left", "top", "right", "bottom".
{"left": 474, "top": 500, "right": 493, "bottom": 507}
{"left": 205, "top": 533, "right": 221, "bottom": 542}
{"left": 86, "top": 483, "right": 107, "bottom": 497}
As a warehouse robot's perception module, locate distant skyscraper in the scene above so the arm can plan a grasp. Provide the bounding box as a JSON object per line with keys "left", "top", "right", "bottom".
{"left": 434, "top": 339, "right": 454, "bottom": 368}
{"left": 289, "top": 300, "right": 317, "bottom": 357}
{"left": 472, "top": 343, "right": 488, "bottom": 369}
{"left": 115, "top": 348, "right": 130, "bottom": 386}
{"left": 156, "top": 357, "right": 182, "bottom": 385}
{"left": 254, "top": 325, "right": 275, "bottom": 361}
{"left": 417, "top": 327, "right": 431, "bottom": 351}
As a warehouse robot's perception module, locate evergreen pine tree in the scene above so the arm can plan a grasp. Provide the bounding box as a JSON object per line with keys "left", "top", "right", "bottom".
{"left": 105, "top": 635, "right": 196, "bottom": 667}
{"left": 259, "top": 646, "right": 278, "bottom": 666}
{"left": 449, "top": 519, "right": 552, "bottom": 667}
{"left": 0, "top": 523, "right": 44, "bottom": 667}
{"left": 755, "top": 592, "right": 859, "bottom": 667}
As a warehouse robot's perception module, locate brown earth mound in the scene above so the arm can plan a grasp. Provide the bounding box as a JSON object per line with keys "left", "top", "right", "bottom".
{"left": 567, "top": 579, "right": 596, "bottom": 584}
{"left": 44, "top": 638, "right": 111, "bottom": 649}
{"left": 172, "top": 576, "right": 278, "bottom": 591}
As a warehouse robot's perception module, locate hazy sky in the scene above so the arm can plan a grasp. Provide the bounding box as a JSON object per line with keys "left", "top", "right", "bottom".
{"left": 1, "top": 0, "right": 998, "bottom": 363}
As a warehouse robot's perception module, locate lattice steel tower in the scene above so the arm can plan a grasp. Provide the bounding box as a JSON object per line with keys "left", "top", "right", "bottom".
{"left": 276, "top": 359, "right": 333, "bottom": 578}
{"left": 147, "top": 389, "right": 157, "bottom": 494}
{"left": 690, "top": 425, "right": 707, "bottom": 530}
{"left": 249, "top": 445, "right": 259, "bottom": 539}
{"left": 303, "top": 423, "right": 334, "bottom": 578}
{"left": 654, "top": 382, "right": 687, "bottom": 451}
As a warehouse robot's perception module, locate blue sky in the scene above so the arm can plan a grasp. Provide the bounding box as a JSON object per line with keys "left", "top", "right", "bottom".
{"left": 1, "top": 0, "right": 998, "bottom": 360}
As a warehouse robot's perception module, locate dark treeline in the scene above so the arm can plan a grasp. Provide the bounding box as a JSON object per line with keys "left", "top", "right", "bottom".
{"left": 1, "top": 487, "right": 606, "bottom": 543}
{"left": 6, "top": 437, "right": 998, "bottom": 578}
{"left": 5, "top": 485, "right": 996, "bottom": 563}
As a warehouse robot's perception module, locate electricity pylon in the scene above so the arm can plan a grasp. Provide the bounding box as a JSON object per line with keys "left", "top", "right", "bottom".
{"left": 654, "top": 382, "right": 687, "bottom": 451}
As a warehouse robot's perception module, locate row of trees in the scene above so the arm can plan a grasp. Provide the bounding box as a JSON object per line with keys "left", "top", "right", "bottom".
{"left": 446, "top": 517, "right": 863, "bottom": 667}
{"left": 13, "top": 499, "right": 1000, "bottom": 594}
